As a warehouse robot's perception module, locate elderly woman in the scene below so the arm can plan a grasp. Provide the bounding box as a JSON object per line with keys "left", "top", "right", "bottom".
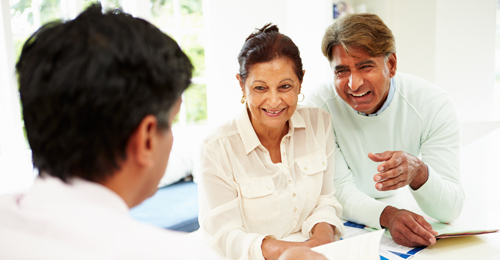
{"left": 198, "top": 24, "right": 345, "bottom": 260}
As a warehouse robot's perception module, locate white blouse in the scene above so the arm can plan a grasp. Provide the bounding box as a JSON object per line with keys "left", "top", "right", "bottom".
{"left": 198, "top": 106, "right": 345, "bottom": 260}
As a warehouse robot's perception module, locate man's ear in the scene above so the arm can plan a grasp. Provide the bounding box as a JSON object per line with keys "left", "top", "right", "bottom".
{"left": 126, "top": 115, "right": 159, "bottom": 168}
{"left": 388, "top": 53, "right": 397, "bottom": 77}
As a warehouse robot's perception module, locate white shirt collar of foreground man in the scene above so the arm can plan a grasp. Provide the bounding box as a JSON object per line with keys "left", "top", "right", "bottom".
{"left": 0, "top": 175, "right": 222, "bottom": 260}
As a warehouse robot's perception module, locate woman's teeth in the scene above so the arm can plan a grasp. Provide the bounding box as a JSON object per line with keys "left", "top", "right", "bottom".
{"left": 263, "top": 108, "right": 285, "bottom": 114}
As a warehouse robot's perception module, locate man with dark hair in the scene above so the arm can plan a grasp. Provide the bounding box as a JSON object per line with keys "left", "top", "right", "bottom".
{"left": 308, "top": 13, "right": 464, "bottom": 247}
{"left": 0, "top": 4, "right": 327, "bottom": 260}
{"left": 0, "top": 4, "right": 207, "bottom": 259}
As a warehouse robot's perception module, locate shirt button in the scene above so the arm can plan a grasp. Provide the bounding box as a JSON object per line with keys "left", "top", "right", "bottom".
{"left": 246, "top": 190, "right": 251, "bottom": 194}
{"left": 304, "top": 166, "right": 308, "bottom": 170}
{"left": 294, "top": 207, "right": 297, "bottom": 213}
{"left": 292, "top": 193, "right": 296, "bottom": 197}
{"left": 322, "top": 162, "right": 325, "bottom": 166}
{"left": 288, "top": 179, "right": 292, "bottom": 184}
{"left": 267, "top": 186, "right": 271, "bottom": 190}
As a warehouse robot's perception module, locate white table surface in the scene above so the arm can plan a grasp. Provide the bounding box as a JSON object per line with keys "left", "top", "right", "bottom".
{"left": 284, "top": 126, "right": 500, "bottom": 259}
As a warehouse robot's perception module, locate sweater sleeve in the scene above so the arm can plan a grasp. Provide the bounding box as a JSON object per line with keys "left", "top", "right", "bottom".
{"left": 306, "top": 87, "right": 389, "bottom": 229}
{"left": 198, "top": 141, "right": 271, "bottom": 260}
{"left": 332, "top": 142, "right": 389, "bottom": 229}
{"left": 410, "top": 94, "right": 464, "bottom": 223}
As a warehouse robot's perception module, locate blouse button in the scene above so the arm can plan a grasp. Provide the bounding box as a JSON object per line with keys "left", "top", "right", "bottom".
{"left": 246, "top": 190, "right": 251, "bottom": 194}
{"left": 304, "top": 166, "right": 308, "bottom": 170}
{"left": 292, "top": 193, "right": 296, "bottom": 197}
{"left": 288, "top": 179, "right": 292, "bottom": 184}
{"left": 267, "top": 186, "right": 271, "bottom": 190}
{"left": 294, "top": 207, "right": 297, "bottom": 213}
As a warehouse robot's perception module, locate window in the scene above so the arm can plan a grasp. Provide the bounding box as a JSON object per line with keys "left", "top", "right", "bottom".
{"left": 8, "top": 0, "right": 207, "bottom": 132}
{"left": 496, "top": 1, "right": 500, "bottom": 108}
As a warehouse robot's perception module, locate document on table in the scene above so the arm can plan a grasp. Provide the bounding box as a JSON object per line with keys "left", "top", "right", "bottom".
{"left": 311, "top": 229, "right": 384, "bottom": 260}
{"left": 342, "top": 221, "right": 425, "bottom": 260}
{"left": 427, "top": 220, "right": 499, "bottom": 238}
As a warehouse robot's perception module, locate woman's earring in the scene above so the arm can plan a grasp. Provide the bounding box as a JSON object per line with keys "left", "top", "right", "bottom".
{"left": 298, "top": 93, "right": 305, "bottom": 102}
{"left": 241, "top": 95, "right": 246, "bottom": 104}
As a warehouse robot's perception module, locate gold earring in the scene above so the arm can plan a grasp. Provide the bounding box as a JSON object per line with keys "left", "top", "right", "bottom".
{"left": 298, "top": 93, "right": 305, "bottom": 102}
{"left": 241, "top": 95, "right": 246, "bottom": 104}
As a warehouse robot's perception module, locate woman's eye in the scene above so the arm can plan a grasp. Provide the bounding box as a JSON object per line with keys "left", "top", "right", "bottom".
{"left": 254, "top": 86, "right": 265, "bottom": 91}
{"left": 281, "top": 84, "right": 292, "bottom": 90}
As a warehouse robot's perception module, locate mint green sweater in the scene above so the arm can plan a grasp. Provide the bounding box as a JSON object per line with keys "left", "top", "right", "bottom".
{"left": 307, "top": 72, "right": 464, "bottom": 229}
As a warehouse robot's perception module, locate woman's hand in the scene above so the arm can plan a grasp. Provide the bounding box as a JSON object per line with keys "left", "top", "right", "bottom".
{"left": 262, "top": 223, "right": 337, "bottom": 260}
{"left": 303, "top": 222, "right": 336, "bottom": 248}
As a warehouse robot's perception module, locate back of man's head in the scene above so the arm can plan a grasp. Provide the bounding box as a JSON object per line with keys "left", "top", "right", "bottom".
{"left": 16, "top": 4, "right": 193, "bottom": 183}
{"left": 321, "top": 13, "right": 396, "bottom": 62}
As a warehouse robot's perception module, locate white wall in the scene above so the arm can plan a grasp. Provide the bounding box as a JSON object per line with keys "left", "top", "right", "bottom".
{"left": 434, "top": 0, "right": 496, "bottom": 122}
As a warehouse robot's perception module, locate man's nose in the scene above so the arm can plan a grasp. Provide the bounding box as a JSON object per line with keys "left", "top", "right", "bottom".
{"left": 348, "top": 72, "right": 363, "bottom": 91}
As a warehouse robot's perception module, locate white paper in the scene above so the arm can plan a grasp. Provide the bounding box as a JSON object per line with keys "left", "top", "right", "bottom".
{"left": 311, "top": 229, "right": 384, "bottom": 260}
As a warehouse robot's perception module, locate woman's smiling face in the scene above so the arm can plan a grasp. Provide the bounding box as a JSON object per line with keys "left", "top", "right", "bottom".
{"left": 238, "top": 58, "right": 301, "bottom": 133}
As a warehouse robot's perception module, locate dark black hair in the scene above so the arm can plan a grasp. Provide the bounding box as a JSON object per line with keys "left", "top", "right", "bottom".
{"left": 16, "top": 4, "right": 193, "bottom": 183}
{"left": 237, "top": 23, "right": 303, "bottom": 83}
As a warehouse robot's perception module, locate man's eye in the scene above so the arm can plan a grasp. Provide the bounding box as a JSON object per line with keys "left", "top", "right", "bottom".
{"left": 335, "top": 69, "right": 348, "bottom": 75}
{"left": 360, "top": 65, "right": 372, "bottom": 70}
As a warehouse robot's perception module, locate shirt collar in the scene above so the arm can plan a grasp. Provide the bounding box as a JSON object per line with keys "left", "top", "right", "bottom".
{"left": 236, "top": 106, "right": 306, "bottom": 155}
{"left": 28, "top": 175, "right": 129, "bottom": 214}
{"left": 355, "top": 77, "right": 395, "bottom": 117}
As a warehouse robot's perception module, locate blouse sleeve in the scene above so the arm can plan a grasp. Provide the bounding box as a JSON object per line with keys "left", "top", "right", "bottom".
{"left": 198, "top": 140, "right": 271, "bottom": 260}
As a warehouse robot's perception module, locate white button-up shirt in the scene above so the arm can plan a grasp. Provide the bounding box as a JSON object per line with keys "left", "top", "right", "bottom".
{"left": 198, "top": 106, "right": 345, "bottom": 260}
{"left": 0, "top": 175, "right": 221, "bottom": 260}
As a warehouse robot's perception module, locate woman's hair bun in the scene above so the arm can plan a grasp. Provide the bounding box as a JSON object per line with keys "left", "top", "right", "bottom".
{"left": 245, "top": 23, "right": 279, "bottom": 42}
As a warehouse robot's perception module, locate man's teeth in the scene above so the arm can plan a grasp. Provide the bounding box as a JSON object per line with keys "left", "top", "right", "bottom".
{"left": 264, "top": 108, "right": 285, "bottom": 114}
{"left": 352, "top": 91, "right": 369, "bottom": 97}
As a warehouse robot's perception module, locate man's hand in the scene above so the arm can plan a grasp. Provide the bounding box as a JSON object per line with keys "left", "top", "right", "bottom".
{"left": 278, "top": 247, "right": 327, "bottom": 260}
{"left": 380, "top": 206, "right": 438, "bottom": 247}
{"left": 368, "top": 151, "right": 428, "bottom": 191}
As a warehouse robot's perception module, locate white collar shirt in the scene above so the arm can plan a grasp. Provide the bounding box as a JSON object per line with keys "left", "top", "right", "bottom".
{"left": 0, "top": 175, "right": 221, "bottom": 260}
{"left": 198, "top": 106, "right": 345, "bottom": 260}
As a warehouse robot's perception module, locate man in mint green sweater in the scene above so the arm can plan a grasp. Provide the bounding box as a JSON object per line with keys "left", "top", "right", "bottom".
{"left": 307, "top": 13, "right": 464, "bottom": 247}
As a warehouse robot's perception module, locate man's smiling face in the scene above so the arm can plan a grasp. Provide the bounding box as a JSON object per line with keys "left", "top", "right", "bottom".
{"left": 331, "top": 45, "right": 396, "bottom": 114}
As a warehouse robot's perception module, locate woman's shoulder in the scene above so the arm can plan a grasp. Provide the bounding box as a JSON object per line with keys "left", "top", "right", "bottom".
{"left": 202, "top": 121, "right": 238, "bottom": 145}
{"left": 295, "top": 105, "right": 332, "bottom": 122}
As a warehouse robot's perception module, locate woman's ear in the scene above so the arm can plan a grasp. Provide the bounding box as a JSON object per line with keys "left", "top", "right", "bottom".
{"left": 236, "top": 74, "right": 245, "bottom": 93}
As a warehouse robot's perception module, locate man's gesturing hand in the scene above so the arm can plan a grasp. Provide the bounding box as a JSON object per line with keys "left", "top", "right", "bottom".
{"left": 380, "top": 206, "right": 438, "bottom": 247}
{"left": 368, "top": 151, "right": 428, "bottom": 191}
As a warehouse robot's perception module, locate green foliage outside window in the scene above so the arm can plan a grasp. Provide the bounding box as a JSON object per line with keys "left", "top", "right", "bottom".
{"left": 10, "top": 0, "right": 207, "bottom": 128}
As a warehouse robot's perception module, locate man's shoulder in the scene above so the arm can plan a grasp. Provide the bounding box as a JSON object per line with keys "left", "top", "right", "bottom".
{"left": 395, "top": 72, "right": 447, "bottom": 99}
{"left": 394, "top": 72, "right": 454, "bottom": 115}
{"left": 304, "top": 80, "right": 341, "bottom": 107}
{"left": 296, "top": 105, "right": 331, "bottom": 120}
